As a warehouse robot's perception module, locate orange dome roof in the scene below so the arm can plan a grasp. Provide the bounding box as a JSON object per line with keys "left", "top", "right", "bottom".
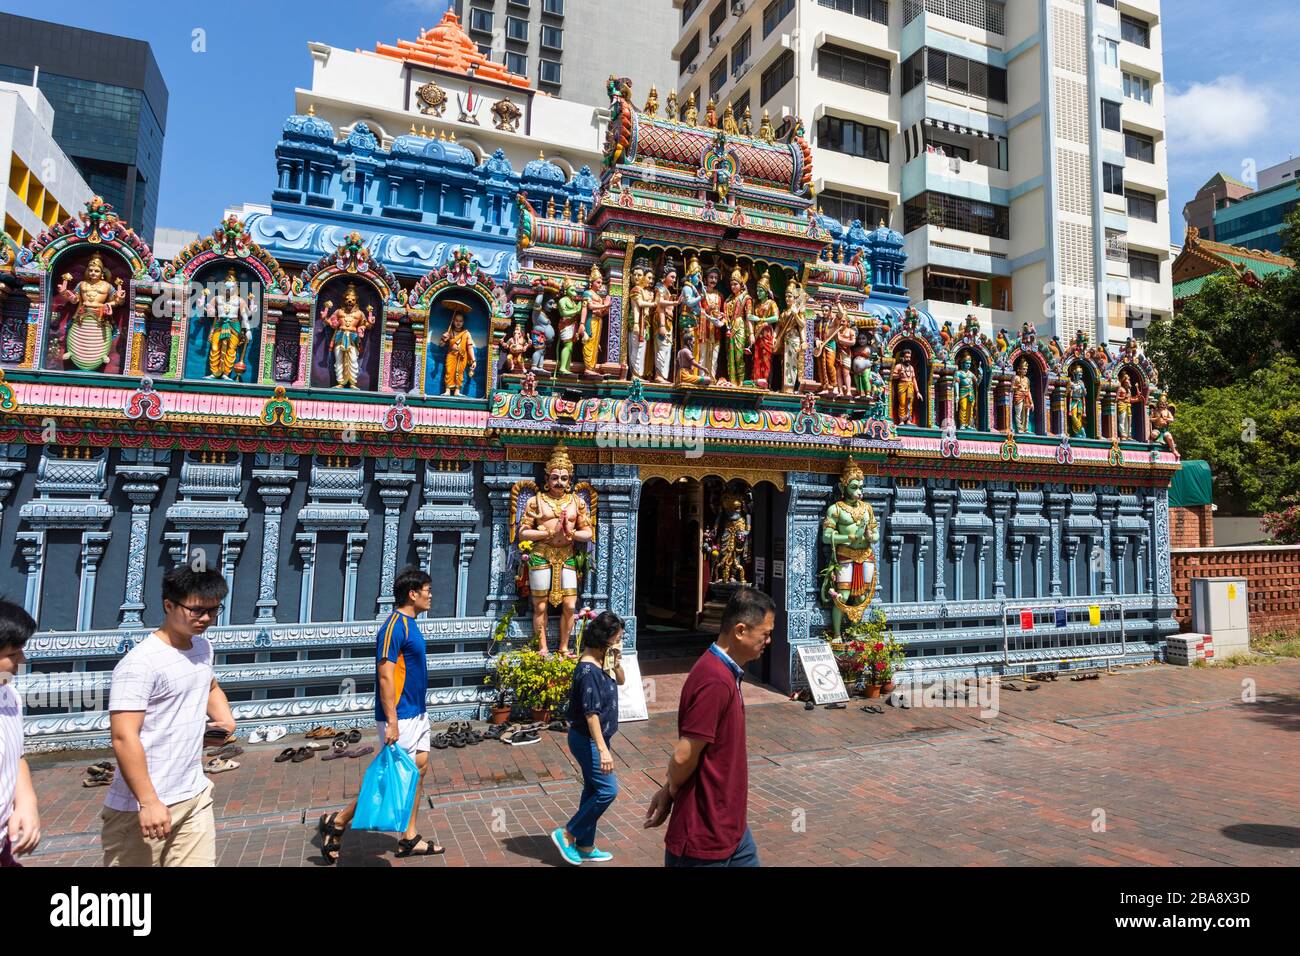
{"left": 373, "top": 10, "right": 531, "bottom": 90}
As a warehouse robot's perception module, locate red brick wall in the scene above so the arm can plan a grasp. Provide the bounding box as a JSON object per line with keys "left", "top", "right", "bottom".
{"left": 1171, "top": 546, "right": 1300, "bottom": 633}
{"left": 1170, "top": 506, "right": 1214, "bottom": 548}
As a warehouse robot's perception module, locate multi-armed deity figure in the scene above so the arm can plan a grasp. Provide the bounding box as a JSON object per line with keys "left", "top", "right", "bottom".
{"left": 500, "top": 323, "right": 530, "bottom": 375}
{"left": 555, "top": 279, "right": 583, "bottom": 376}
{"left": 1116, "top": 371, "right": 1134, "bottom": 440}
{"left": 750, "top": 272, "right": 780, "bottom": 389}
{"left": 54, "top": 253, "right": 126, "bottom": 371}
{"left": 518, "top": 442, "right": 595, "bottom": 658}
{"left": 320, "top": 283, "right": 377, "bottom": 388}
{"left": 821, "top": 456, "right": 879, "bottom": 640}
{"left": 711, "top": 489, "right": 751, "bottom": 584}
{"left": 954, "top": 355, "right": 978, "bottom": 430}
{"left": 579, "top": 264, "right": 610, "bottom": 378}
{"left": 1067, "top": 365, "right": 1088, "bottom": 438}
{"left": 1012, "top": 359, "right": 1034, "bottom": 434}
{"left": 776, "top": 278, "right": 806, "bottom": 393}
{"left": 652, "top": 262, "right": 680, "bottom": 384}
{"left": 891, "top": 349, "right": 919, "bottom": 424}
{"left": 722, "top": 265, "right": 752, "bottom": 386}
{"left": 439, "top": 300, "right": 477, "bottom": 396}
{"left": 204, "top": 268, "right": 257, "bottom": 381}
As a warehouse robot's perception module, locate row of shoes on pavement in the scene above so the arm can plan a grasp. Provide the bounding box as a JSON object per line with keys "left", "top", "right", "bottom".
{"left": 275, "top": 728, "right": 371, "bottom": 763}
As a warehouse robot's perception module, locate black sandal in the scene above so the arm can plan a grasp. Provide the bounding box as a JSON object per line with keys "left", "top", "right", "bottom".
{"left": 394, "top": 834, "right": 445, "bottom": 858}
{"left": 431, "top": 733, "right": 451, "bottom": 750}
{"left": 347, "top": 729, "right": 362, "bottom": 744}
{"left": 275, "top": 748, "right": 296, "bottom": 763}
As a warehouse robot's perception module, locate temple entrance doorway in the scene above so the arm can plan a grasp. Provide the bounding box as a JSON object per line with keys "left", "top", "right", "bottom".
{"left": 634, "top": 472, "right": 783, "bottom": 703}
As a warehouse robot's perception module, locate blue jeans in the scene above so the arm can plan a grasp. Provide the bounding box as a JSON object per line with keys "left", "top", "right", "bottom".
{"left": 664, "top": 827, "right": 761, "bottom": 868}
{"left": 566, "top": 727, "right": 618, "bottom": 848}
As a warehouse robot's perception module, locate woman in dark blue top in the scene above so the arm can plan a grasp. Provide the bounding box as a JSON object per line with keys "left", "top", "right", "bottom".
{"left": 551, "top": 611, "right": 624, "bottom": 865}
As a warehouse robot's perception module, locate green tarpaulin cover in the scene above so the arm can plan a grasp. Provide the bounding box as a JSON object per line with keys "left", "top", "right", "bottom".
{"left": 1169, "top": 459, "right": 1213, "bottom": 507}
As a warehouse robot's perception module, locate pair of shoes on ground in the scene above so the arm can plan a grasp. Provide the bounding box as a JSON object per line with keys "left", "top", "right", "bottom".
{"left": 82, "top": 760, "right": 115, "bottom": 788}
{"left": 248, "top": 725, "right": 289, "bottom": 743}
{"left": 304, "top": 725, "right": 342, "bottom": 739}
{"left": 550, "top": 828, "right": 613, "bottom": 865}
{"left": 501, "top": 723, "right": 544, "bottom": 746}
{"left": 322, "top": 736, "right": 374, "bottom": 761}
{"left": 433, "top": 722, "right": 482, "bottom": 749}
{"left": 275, "top": 746, "right": 317, "bottom": 764}
{"left": 205, "top": 743, "right": 244, "bottom": 759}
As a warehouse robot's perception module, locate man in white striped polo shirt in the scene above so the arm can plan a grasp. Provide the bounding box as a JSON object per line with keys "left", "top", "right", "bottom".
{"left": 0, "top": 599, "right": 40, "bottom": 867}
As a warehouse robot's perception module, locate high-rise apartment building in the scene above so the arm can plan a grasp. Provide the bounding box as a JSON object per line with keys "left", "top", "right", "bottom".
{"left": 0, "top": 13, "right": 168, "bottom": 245}
{"left": 452, "top": 0, "right": 678, "bottom": 107}
{"left": 671, "top": 0, "right": 1172, "bottom": 345}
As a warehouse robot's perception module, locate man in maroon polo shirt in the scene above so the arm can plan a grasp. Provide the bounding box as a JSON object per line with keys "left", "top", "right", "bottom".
{"left": 644, "top": 587, "right": 775, "bottom": 867}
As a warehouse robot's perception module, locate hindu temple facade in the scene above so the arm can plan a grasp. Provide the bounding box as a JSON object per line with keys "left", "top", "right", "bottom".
{"left": 0, "top": 23, "right": 1179, "bottom": 750}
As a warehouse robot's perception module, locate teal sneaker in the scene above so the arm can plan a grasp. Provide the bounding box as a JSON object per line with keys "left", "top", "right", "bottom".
{"left": 550, "top": 828, "right": 583, "bottom": 866}
{"left": 578, "top": 846, "right": 613, "bottom": 862}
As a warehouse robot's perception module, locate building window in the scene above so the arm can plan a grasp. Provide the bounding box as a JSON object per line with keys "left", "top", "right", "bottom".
{"left": 683, "top": 0, "right": 701, "bottom": 24}
{"left": 910, "top": 48, "right": 1007, "bottom": 102}
{"left": 1125, "top": 189, "right": 1158, "bottom": 222}
{"left": 1101, "top": 99, "right": 1121, "bottom": 132}
{"left": 507, "top": 16, "right": 529, "bottom": 42}
{"left": 1103, "top": 163, "right": 1125, "bottom": 195}
{"left": 506, "top": 51, "right": 528, "bottom": 75}
{"left": 1099, "top": 37, "right": 1119, "bottom": 68}
{"left": 1120, "top": 13, "right": 1150, "bottom": 48}
{"left": 680, "top": 32, "right": 701, "bottom": 74}
{"left": 764, "top": 0, "right": 795, "bottom": 38}
{"left": 541, "top": 25, "right": 563, "bottom": 50}
{"left": 904, "top": 192, "right": 1009, "bottom": 238}
{"left": 543, "top": 0, "right": 565, "bottom": 14}
{"left": 1128, "top": 250, "right": 1160, "bottom": 282}
{"left": 477, "top": 43, "right": 493, "bottom": 59}
{"left": 507, "top": 0, "right": 530, "bottom": 8}
{"left": 733, "top": 89, "right": 751, "bottom": 118}
{"left": 732, "top": 29, "right": 751, "bottom": 74}
{"left": 818, "top": 0, "right": 889, "bottom": 26}
{"left": 1125, "top": 130, "right": 1155, "bottom": 163}
{"left": 539, "top": 58, "right": 562, "bottom": 86}
{"left": 818, "top": 43, "right": 891, "bottom": 94}
{"left": 709, "top": 0, "right": 727, "bottom": 34}
{"left": 1123, "top": 72, "right": 1152, "bottom": 104}
{"left": 710, "top": 60, "right": 727, "bottom": 99}
{"left": 817, "top": 115, "right": 890, "bottom": 162}
{"left": 468, "top": 8, "right": 493, "bottom": 34}
{"left": 761, "top": 49, "right": 794, "bottom": 104}
{"left": 1105, "top": 229, "right": 1127, "bottom": 262}
{"left": 902, "top": 0, "right": 1005, "bottom": 35}
{"left": 821, "top": 188, "right": 890, "bottom": 228}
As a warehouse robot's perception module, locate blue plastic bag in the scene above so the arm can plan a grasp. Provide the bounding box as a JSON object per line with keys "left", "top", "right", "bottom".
{"left": 351, "top": 744, "right": 420, "bottom": 832}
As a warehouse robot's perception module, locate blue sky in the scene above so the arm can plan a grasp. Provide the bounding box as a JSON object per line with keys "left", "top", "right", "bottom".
{"left": 5, "top": 0, "right": 1297, "bottom": 246}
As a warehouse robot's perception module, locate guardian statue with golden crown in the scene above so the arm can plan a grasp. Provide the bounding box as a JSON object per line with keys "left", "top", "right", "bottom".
{"left": 820, "top": 456, "right": 879, "bottom": 639}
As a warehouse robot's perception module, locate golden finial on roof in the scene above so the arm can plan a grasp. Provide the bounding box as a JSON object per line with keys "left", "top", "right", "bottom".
{"left": 685, "top": 92, "right": 698, "bottom": 127}
{"left": 643, "top": 85, "right": 659, "bottom": 117}
{"left": 439, "top": 129, "right": 447, "bottom": 141}
{"left": 307, "top": 104, "right": 316, "bottom": 116}
{"left": 741, "top": 105, "right": 753, "bottom": 136}
{"left": 539, "top": 150, "right": 546, "bottom": 161}
{"left": 449, "top": 131, "right": 456, "bottom": 142}
{"left": 563, "top": 197, "right": 572, "bottom": 220}
{"left": 722, "top": 101, "right": 739, "bottom": 135}
{"left": 759, "top": 109, "right": 776, "bottom": 144}
{"left": 410, "top": 123, "right": 418, "bottom": 135}
{"left": 420, "top": 124, "right": 428, "bottom": 137}
{"left": 666, "top": 89, "right": 679, "bottom": 120}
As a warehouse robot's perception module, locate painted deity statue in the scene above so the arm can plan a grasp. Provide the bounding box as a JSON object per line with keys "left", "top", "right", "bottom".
{"left": 1149, "top": 394, "right": 1177, "bottom": 455}
{"left": 54, "top": 253, "right": 126, "bottom": 371}
{"left": 555, "top": 279, "right": 583, "bottom": 375}
{"left": 530, "top": 286, "right": 558, "bottom": 370}
{"left": 1116, "top": 371, "right": 1134, "bottom": 440}
{"left": 866, "top": 359, "right": 887, "bottom": 420}
{"left": 1012, "top": 359, "right": 1034, "bottom": 434}
{"left": 204, "top": 268, "right": 256, "bottom": 381}
{"left": 722, "top": 267, "right": 752, "bottom": 386}
{"left": 821, "top": 456, "right": 879, "bottom": 639}
{"left": 320, "top": 283, "right": 377, "bottom": 389}
{"left": 954, "top": 355, "right": 978, "bottom": 430}
{"left": 699, "top": 266, "right": 725, "bottom": 381}
{"left": 891, "top": 349, "right": 919, "bottom": 425}
{"left": 814, "top": 303, "right": 838, "bottom": 394}
{"left": 851, "top": 331, "right": 872, "bottom": 397}
{"left": 777, "top": 279, "right": 806, "bottom": 393}
{"left": 580, "top": 264, "right": 610, "bottom": 378}
{"left": 712, "top": 490, "right": 750, "bottom": 584}
{"left": 833, "top": 301, "right": 857, "bottom": 397}
{"left": 501, "top": 323, "right": 530, "bottom": 374}
{"left": 1067, "top": 365, "right": 1088, "bottom": 438}
{"left": 750, "top": 273, "right": 780, "bottom": 388}
{"left": 653, "top": 263, "right": 680, "bottom": 384}
{"left": 678, "top": 257, "right": 706, "bottom": 363}
{"left": 439, "top": 300, "right": 477, "bottom": 396}
{"left": 676, "top": 328, "right": 712, "bottom": 386}
{"left": 627, "top": 263, "right": 655, "bottom": 379}
{"left": 519, "top": 443, "right": 594, "bottom": 657}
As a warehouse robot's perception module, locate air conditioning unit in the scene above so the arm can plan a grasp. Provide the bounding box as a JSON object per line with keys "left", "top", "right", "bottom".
{"left": 731, "top": 0, "right": 747, "bottom": 15}
{"left": 732, "top": 59, "right": 751, "bottom": 80}
{"left": 687, "top": 63, "right": 699, "bottom": 76}
{"left": 709, "top": 34, "right": 721, "bottom": 48}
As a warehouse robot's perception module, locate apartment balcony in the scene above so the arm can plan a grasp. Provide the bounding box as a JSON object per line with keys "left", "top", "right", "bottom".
{"left": 1119, "top": 44, "right": 1163, "bottom": 86}
{"left": 1125, "top": 216, "right": 1169, "bottom": 255}
{"left": 1123, "top": 159, "right": 1167, "bottom": 195}
{"left": 902, "top": 148, "right": 1009, "bottom": 204}
{"left": 1128, "top": 274, "right": 1173, "bottom": 316}
{"left": 808, "top": 7, "right": 890, "bottom": 57}
{"left": 905, "top": 225, "right": 1011, "bottom": 277}
{"left": 813, "top": 148, "right": 894, "bottom": 201}
{"left": 1120, "top": 0, "right": 1162, "bottom": 23}
{"left": 915, "top": 298, "right": 1014, "bottom": 330}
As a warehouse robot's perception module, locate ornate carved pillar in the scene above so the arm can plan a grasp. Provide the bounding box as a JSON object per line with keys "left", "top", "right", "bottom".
{"left": 784, "top": 472, "right": 833, "bottom": 691}
{"left": 886, "top": 534, "right": 903, "bottom": 605}
{"left": 1112, "top": 536, "right": 1129, "bottom": 595}
{"left": 930, "top": 487, "right": 956, "bottom": 604}
{"left": 295, "top": 533, "right": 317, "bottom": 623}
{"left": 115, "top": 449, "right": 170, "bottom": 629}
{"left": 1046, "top": 493, "right": 1069, "bottom": 598}
{"left": 991, "top": 490, "right": 1016, "bottom": 600}
{"left": 16, "top": 531, "right": 45, "bottom": 620}
{"left": 1007, "top": 535, "right": 1025, "bottom": 600}
{"left": 950, "top": 534, "right": 967, "bottom": 602}
{"left": 413, "top": 460, "right": 477, "bottom": 618}
{"left": 915, "top": 533, "right": 930, "bottom": 604}
{"left": 77, "top": 531, "right": 112, "bottom": 630}
{"left": 483, "top": 461, "right": 540, "bottom": 624}
{"left": 375, "top": 460, "right": 417, "bottom": 616}
{"left": 1152, "top": 490, "right": 1171, "bottom": 596}
{"left": 457, "top": 532, "right": 480, "bottom": 618}
{"left": 1063, "top": 535, "right": 1080, "bottom": 598}
{"left": 1098, "top": 495, "right": 1119, "bottom": 596}
{"left": 253, "top": 454, "right": 298, "bottom": 624}
{"left": 219, "top": 532, "right": 249, "bottom": 627}
{"left": 586, "top": 466, "right": 641, "bottom": 648}
{"left": 343, "top": 532, "right": 368, "bottom": 622}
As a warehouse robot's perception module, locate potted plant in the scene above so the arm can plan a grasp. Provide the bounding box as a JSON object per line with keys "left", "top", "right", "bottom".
{"left": 483, "top": 608, "right": 518, "bottom": 723}
{"left": 493, "top": 649, "right": 576, "bottom": 724}
{"left": 829, "top": 610, "right": 897, "bottom": 696}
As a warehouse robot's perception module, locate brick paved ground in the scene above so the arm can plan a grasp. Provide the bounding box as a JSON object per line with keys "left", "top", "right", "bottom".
{"left": 22, "top": 658, "right": 1300, "bottom": 867}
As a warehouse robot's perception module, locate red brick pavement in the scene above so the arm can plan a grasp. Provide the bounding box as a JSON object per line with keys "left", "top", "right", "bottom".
{"left": 21, "top": 659, "right": 1300, "bottom": 867}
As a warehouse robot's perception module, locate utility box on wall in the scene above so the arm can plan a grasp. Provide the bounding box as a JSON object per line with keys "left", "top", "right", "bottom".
{"left": 1190, "top": 577, "right": 1250, "bottom": 659}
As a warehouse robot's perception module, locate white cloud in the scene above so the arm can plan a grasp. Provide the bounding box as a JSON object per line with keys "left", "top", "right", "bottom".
{"left": 1165, "top": 75, "right": 1275, "bottom": 156}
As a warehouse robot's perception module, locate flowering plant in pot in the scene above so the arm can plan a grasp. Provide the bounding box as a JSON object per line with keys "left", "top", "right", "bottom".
{"left": 492, "top": 649, "right": 576, "bottom": 724}
{"left": 483, "top": 608, "right": 518, "bottom": 723}
{"left": 829, "top": 610, "right": 899, "bottom": 695}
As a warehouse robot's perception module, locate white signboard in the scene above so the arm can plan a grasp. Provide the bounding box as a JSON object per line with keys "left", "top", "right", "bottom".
{"left": 617, "top": 653, "right": 649, "bottom": 723}
{"left": 796, "top": 643, "right": 849, "bottom": 705}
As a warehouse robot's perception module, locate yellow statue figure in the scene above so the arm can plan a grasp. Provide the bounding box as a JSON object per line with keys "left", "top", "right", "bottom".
{"left": 320, "top": 283, "right": 377, "bottom": 389}
{"left": 759, "top": 109, "right": 776, "bottom": 143}
{"left": 712, "top": 490, "right": 750, "bottom": 584}
{"left": 204, "top": 268, "right": 256, "bottom": 381}
{"left": 666, "top": 89, "right": 679, "bottom": 120}
{"left": 891, "top": 348, "right": 919, "bottom": 425}
{"left": 439, "top": 300, "right": 477, "bottom": 396}
{"left": 580, "top": 263, "right": 611, "bottom": 377}
{"left": 722, "top": 102, "right": 739, "bottom": 136}
{"left": 684, "top": 92, "right": 698, "bottom": 127}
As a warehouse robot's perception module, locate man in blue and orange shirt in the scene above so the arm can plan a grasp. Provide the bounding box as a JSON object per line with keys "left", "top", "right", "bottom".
{"left": 318, "top": 567, "right": 443, "bottom": 863}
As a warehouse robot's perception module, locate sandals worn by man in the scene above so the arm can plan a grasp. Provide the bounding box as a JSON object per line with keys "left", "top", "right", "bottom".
{"left": 394, "top": 834, "right": 445, "bottom": 858}
{"left": 319, "top": 812, "right": 346, "bottom": 866}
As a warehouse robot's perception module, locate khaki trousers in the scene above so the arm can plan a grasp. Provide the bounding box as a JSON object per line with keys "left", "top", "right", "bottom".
{"left": 101, "top": 781, "right": 216, "bottom": 867}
